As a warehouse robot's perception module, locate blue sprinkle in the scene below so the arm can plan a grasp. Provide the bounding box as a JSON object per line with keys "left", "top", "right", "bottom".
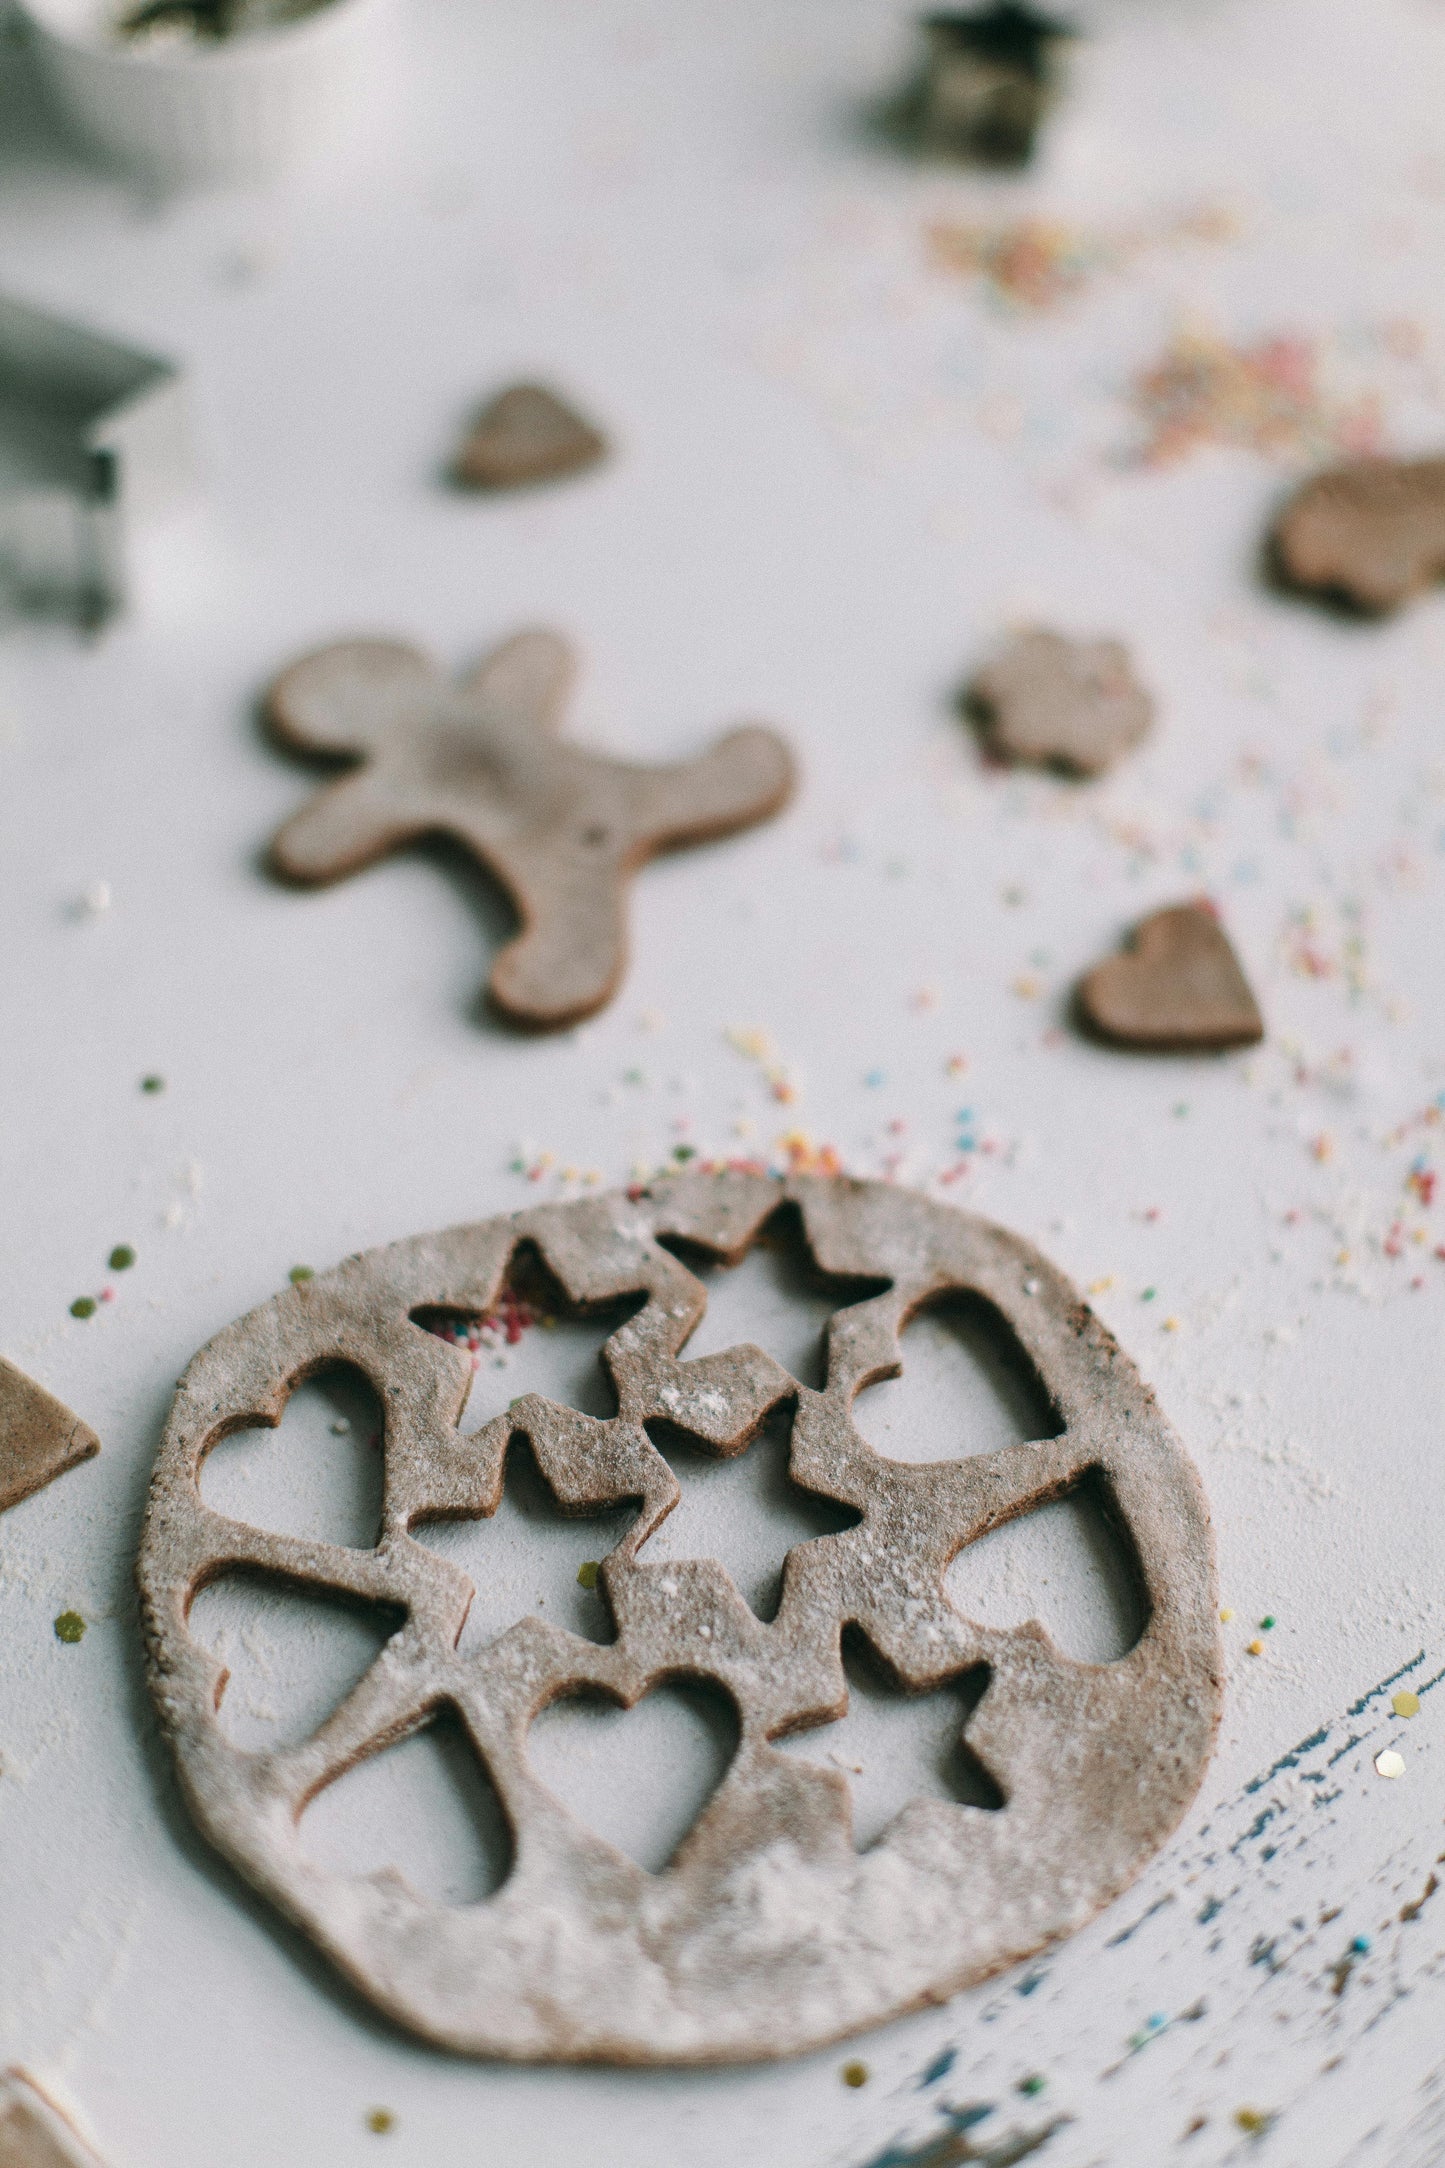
{"left": 1351, "top": 1934, "right": 1371, "bottom": 1955}
{"left": 918, "top": 2047, "right": 957, "bottom": 2088}
{"left": 1146, "top": 2012, "right": 1168, "bottom": 2032}
{"left": 865, "top": 1070, "right": 886, "bottom": 1088}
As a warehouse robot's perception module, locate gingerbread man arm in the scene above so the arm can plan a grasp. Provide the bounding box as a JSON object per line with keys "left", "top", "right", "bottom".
{"left": 269, "top": 639, "right": 438, "bottom": 755}
{"left": 618, "top": 725, "right": 796, "bottom": 848}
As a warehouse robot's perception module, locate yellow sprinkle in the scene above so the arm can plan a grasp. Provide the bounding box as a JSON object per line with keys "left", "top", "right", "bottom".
{"left": 1162, "top": 1315, "right": 1181, "bottom": 1333}
{"left": 1247, "top": 1638, "right": 1265, "bottom": 1656}
{"left": 1234, "top": 2109, "right": 1271, "bottom": 2136}
{"left": 1392, "top": 1691, "right": 1421, "bottom": 1719}
{"left": 1220, "top": 1608, "right": 1234, "bottom": 1623}
{"left": 1012, "top": 974, "right": 1042, "bottom": 1000}
{"left": 365, "top": 2109, "right": 395, "bottom": 2135}
{"left": 1088, "top": 1275, "right": 1115, "bottom": 1295}
{"left": 1375, "top": 1749, "right": 1406, "bottom": 1780}
{"left": 841, "top": 2061, "right": 869, "bottom": 2089}
{"left": 576, "top": 1561, "right": 599, "bottom": 1591}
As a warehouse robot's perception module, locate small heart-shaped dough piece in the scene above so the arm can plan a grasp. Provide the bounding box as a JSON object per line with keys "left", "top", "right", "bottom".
{"left": 455, "top": 383, "right": 607, "bottom": 490}
{"left": 1273, "top": 457, "right": 1445, "bottom": 614}
{"left": 1078, "top": 903, "right": 1263, "bottom": 1052}
{"left": 969, "top": 629, "right": 1153, "bottom": 776}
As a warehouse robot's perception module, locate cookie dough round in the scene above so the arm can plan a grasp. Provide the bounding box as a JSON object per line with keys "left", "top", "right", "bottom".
{"left": 137, "top": 1173, "right": 1222, "bottom": 2063}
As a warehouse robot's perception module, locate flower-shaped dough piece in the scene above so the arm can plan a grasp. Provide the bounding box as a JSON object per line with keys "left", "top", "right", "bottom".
{"left": 1272, "top": 456, "right": 1445, "bottom": 614}
{"left": 138, "top": 1174, "right": 1222, "bottom": 2064}
{"left": 267, "top": 631, "right": 795, "bottom": 1029}
{"left": 968, "top": 628, "right": 1153, "bottom": 777}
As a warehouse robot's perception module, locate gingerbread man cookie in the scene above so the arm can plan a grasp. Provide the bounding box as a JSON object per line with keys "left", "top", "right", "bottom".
{"left": 138, "top": 1172, "right": 1221, "bottom": 2064}
{"left": 268, "top": 630, "right": 795, "bottom": 1029}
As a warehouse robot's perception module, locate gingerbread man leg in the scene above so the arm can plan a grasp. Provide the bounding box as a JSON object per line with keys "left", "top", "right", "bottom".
{"left": 482, "top": 728, "right": 794, "bottom": 1027}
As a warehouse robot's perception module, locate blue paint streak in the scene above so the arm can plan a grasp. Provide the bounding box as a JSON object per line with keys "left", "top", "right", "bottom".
{"left": 918, "top": 2048, "right": 957, "bottom": 2089}
{"left": 1347, "top": 1651, "right": 1426, "bottom": 1717}
{"left": 1243, "top": 1726, "right": 1329, "bottom": 1795}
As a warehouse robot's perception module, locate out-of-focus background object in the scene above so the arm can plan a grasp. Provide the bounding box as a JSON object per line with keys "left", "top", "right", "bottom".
{"left": 14, "top": 0, "right": 393, "bottom": 184}
{"left": 0, "top": 291, "right": 191, "bottom": 625}
{"left": 919, "top": 3, "right": 1075, "bottom": 165}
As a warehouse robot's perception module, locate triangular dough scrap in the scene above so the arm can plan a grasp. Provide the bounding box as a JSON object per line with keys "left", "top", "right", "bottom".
{"left": 455, "top": 383, "right": 607, "bottom": 490}
{"left": 0, "top": 1357, "right": 100, "bottom": 1517}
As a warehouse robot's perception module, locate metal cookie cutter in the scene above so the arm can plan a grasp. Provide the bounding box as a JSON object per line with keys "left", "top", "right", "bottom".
{"left": 0, "top": 290, "right": 193, "bottom": 627}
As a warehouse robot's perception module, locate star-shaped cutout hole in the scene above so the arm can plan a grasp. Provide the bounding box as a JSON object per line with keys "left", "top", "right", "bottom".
{"left": 639, "top": 1403, "right": 860, "bottom": 1621}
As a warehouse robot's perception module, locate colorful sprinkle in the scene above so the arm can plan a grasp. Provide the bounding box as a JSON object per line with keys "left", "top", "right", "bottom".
{"left": 1375, "top": 1749, "right": 1406, "bottom": 1780}
{"left": 1392, "top": 1690, "right": 1421, "bottom": 1719}
{"left": 1234, "top": 2108, "right": 1274, "bottom": 2137}
{"left": 108, "top": 1245, "right": 136, "bottom": 1271}
{"left": 841, "top": 2061, "right": 869, "bottom": 2089}
{"left": 577, "top": 1561, "right": 600, "bottom": 1591}
{"left": 1130, "top": 327, "right": 1382, "bottom": 470}
{"left": 70, "top": 1296, "right": 96, "bottom": 1320}
{"left": 364, "top": 2108, "right": 395, "bottom": 2134}
{"left": 140, "top": 1074, "right": 165, "bottom": 1093}
{"left": 53, "top": 1612, "right": 86, "bottom": 1644}
{"left": 289, "top": 1266, "right": 315, "bottom": 1285}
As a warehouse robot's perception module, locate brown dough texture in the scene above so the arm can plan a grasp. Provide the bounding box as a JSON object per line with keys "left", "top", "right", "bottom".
{"left": 138, "top": 1173, "right": 1222, "bottom": 2064}
{"left": 0, "top": 2073, "right": 107, "bottom": 2168}
{"left": 1079, "top": 903, "right": 1264, "bottom": 1052}
{"left": 968, "top": 629, "right": 1153, "bottom": 776}
{"left": 0, "top": 1358, "right": 99, "bottom": 1518}
{"left": 1273, "top": 456, "right": 1445, "bottom": 613}
{"left": 454, "top": 384, "right": 606, "bottom": 490}
{"left": 267, "top": 630, "right": 795, "bottom": 1029}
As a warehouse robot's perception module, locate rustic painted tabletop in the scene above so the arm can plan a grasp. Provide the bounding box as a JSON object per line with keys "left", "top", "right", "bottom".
{"left": 3, "top": 1, "right": 1445, "bottom": 2163}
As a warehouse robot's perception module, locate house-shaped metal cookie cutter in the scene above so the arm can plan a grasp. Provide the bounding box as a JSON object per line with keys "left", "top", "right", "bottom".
{"left": 0, "top": 291, "right": 193, "bottom": 627}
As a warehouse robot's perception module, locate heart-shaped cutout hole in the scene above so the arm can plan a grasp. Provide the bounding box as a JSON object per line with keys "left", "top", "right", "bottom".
{"left": 528, "top": 1681, "right": 739, "bottom": 1874}
{"left": 945, "top": 1472, "right": 1148, "bottom": 1664}
{"left": 189, "top": 1572, "right": 402, "bottom": 1752}
{"left": 199, "top": 1364, "right": 384, "bottom": 1551}
{"left": 300, "top": 1708, "right": 511, "bottom": 1905}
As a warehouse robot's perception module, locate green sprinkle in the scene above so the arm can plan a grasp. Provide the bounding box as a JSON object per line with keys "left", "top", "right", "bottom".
{"left": 673, "top": 1144, "right": 697, "bottom": 1162}
{"left": 365, "top": 2108, "right": 395, "bottom": 2135}
{"left": 1140, "top": 1287, "right": 1157, "bottom": 1302}
{"left": 1260, "top": 1615, "right": 1275, "bottom": 1631}
{"left": 577, "top": 1561, "right": 600, "bottom": 1591}
{"left": 141, "top": 1074, "right": 165, "bottom": 1094}
{"left": 288, "top": 1266, "right": 314, "bottom": 1286}
{"left": 841, "top": 2061, "right": 869, "bottom": 2089}
{"left": 1173, "top": 1102, "right": 1189, "bottom": 1117}
{"left": 54, "top": 1611, "right": 86, "bottom": 1644}
{"left": 109, "top": 1245, "right": 136, "bottom": 1272}
{"left": 1019, "top": 2074, "right": 1046, "bottom": 2097}
{"left": 70, "top": 1296, "right": 97, "bottom": 1320}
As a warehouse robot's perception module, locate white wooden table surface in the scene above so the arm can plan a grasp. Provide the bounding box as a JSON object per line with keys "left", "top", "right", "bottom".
{"left": 3, "top": 2, "right": 1445, "bottom": 2163}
